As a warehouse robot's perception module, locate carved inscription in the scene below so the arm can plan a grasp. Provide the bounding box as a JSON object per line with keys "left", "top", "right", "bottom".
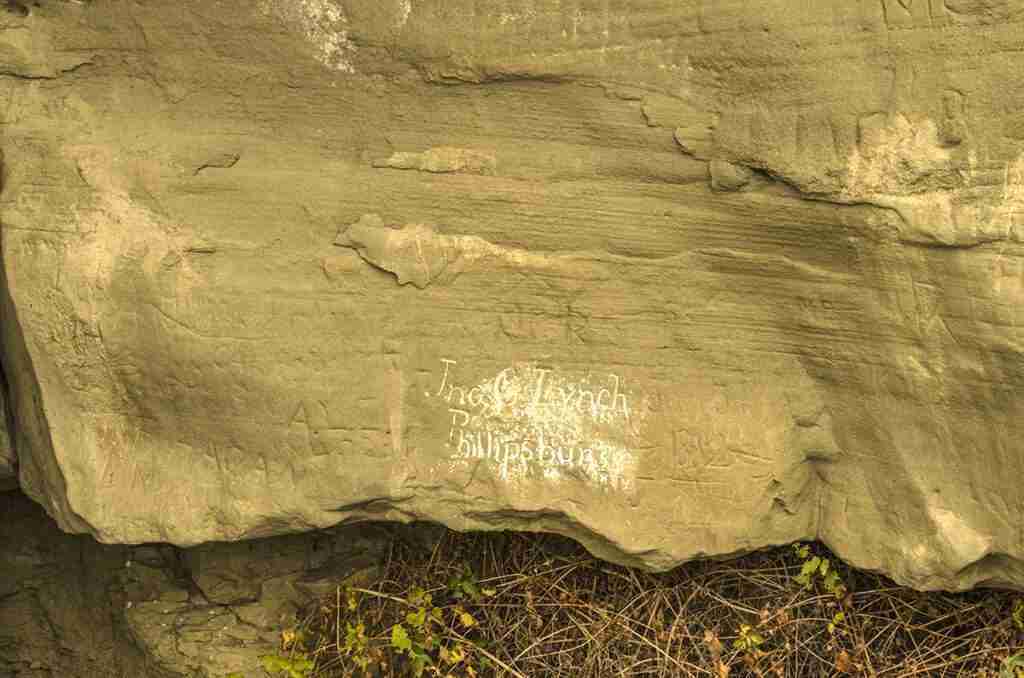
{"left": 428, "top": 359, "right": 644, "bottom": 490}
{"left": 667, "top": 390, "right": 779, "bottom": 485}
{"left": 881, "top": 0, "right": 950, "bottom": 28}
{"left": 673, "top": 428, "right": 736, "bottom": 476}
{"left": 285, "top": 398, "right": 391, "bottom": 460}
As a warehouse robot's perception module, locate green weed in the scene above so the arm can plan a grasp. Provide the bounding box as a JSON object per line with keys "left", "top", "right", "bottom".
{"left": 793, "top": 543, "right": 847, "bottom": 598}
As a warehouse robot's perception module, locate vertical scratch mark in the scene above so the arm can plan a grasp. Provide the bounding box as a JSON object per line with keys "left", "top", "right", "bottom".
{"left": 389, "top": 356, "right": 404, "bottom": 458}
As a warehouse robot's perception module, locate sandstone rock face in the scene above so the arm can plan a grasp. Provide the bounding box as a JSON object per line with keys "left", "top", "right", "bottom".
{"left": 1, "top": 0, "right": 1023, "bottom": 590}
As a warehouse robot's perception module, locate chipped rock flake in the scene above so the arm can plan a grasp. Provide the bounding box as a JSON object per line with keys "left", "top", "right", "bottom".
{"left": 260, "top": 0, "right": 356, "bottom": 73}
{"left": 335, "top": 213, "right": 546, "bottom": 289}
{"left": 373, "top": 147, "right": 497, "bottom": 175}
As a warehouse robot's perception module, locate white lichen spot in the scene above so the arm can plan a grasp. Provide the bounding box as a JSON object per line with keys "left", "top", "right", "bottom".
{"left": 260, "top": 0, "right": 357, "bottom": 73}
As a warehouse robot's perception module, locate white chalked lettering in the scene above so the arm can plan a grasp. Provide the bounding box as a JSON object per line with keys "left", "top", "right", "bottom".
{"left": 437, "top": 358, "right": 458, "bottom": 396}
{"left": 429, "top": 359, "right": 644, "bottom": 490}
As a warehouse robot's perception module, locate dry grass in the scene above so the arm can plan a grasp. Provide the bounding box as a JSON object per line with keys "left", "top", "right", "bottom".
{"left": 286, "top": 531, "right": 1024, "bottom": 678}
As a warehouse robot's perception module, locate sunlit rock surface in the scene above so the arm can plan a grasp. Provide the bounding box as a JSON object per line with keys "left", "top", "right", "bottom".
{"left": 1, "top": 0, "right": 1023, "bottom": 590}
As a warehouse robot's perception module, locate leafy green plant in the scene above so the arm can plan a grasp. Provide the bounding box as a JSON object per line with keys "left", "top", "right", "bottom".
{"left": 320, "top": 581, "right": 490, "bottom": 678}
{"left": 1001, "top": 598, "right": 1024, "bottom": 678}
{"left": 448, "top": 566, "right": 496, "bottom": 603}
{"left": 259, "top": 626, "right": 316, "bottom": 677}
{"left": 793, "top": 544, "right": 847, "bottom": 598}
{"left": 258, "top": 653, "right": 315, "bottom": 678}
{"left": 386, "top": 588, "right": 435, "bottom": 677}
{"left": 334, "top": 587, "right": 381, "bottom": 672}
{"left": 342, "top": 620, "right": 371, "bottom": 671}
{"left": 448, "top": 567, "right": 482, "bottom": 602}
{"left": 828, "top": 611, "right": 846, "bottom": 635}
{"left": 733, "top": 623, "right": 765, "bottom": 653}
{"left": 389, "top": 585, "right": 489, "bottom": 676}
{"left": 1001, "top": 652, "right": 1024, "bottom": 678}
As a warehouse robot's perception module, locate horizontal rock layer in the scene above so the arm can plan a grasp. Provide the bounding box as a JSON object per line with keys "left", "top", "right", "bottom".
{"left": 0, "top": 0, "right": 1022, "bottom": 590}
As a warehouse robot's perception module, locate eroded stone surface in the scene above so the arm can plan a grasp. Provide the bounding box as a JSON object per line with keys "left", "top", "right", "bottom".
{"left": 1, "top": 0, "right": 1023, "bottom": 591}
{"left": 0, "top": 490, "right": 416, "bottom": 678}
{"left": 0, "top": 491, "right": 152, "bottom": 678}
{"left": 0, "top": 389, "right": 14, "bottom": 489}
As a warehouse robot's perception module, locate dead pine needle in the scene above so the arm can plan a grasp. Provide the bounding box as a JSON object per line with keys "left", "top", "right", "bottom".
{"left": 269, "top": 532, "right": 1024, "bottom": 678}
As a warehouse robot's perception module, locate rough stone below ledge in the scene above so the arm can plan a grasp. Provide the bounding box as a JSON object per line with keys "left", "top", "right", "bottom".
{"left": 0, "top": 389, "right": 15, "bottom": 491}
{"left": 0, "top": 490, "right": 434, "bottom": 678}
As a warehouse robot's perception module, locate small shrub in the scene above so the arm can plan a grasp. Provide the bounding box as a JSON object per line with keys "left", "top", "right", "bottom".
{"left": 792, "top": 543, "right": 847, "bottom": 598}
